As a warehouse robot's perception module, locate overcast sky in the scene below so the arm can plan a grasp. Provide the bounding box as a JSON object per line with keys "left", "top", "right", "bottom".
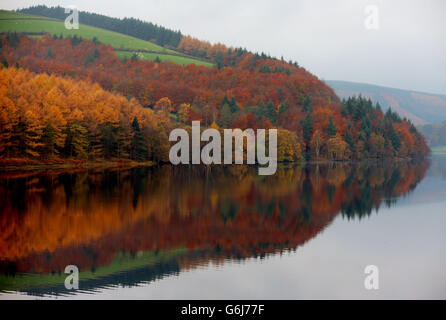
{"left": 2, "top": 0, "right": 445, "bottom": 95}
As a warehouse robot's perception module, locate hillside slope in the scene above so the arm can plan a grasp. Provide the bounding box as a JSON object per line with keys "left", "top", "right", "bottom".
{"left": 0, "top": 34, "right": 429, "bottom": 162}
{"left": 17, "top": 5, "right": 182, "bottom": 47}
{"left": 0, "top": 10, "right": 212, "bottom": 66}
{"left": 326, "top": 80, "right": 446, "bottom": 125}
{"left": 418, "top": 121, "right": 446, "bottom": 147}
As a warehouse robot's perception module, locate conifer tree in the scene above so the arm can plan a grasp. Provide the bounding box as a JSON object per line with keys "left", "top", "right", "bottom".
{"left": 70, "top": 123, "right": 89, "bottom": 159}
{"left": 326, "top": 116, "right": 337, "bottom": 137}
{"left": 265, "top": 101, "right": 277, "bottom": 124}
{"left": 302, "top": 111, "right": 314, "bottom": 146}
{"left": 219, "top": 103, "right": 232, "bottom": 128}
{"left": 130, "top": 117, "right": 147, "bottom": 161}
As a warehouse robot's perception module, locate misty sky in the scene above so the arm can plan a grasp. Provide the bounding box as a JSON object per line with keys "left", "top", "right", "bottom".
{"left": 2, "top": 0, "right": 445, "bottom": 95}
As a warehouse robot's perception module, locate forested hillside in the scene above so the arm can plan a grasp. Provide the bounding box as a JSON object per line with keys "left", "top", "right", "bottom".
{"left": 0, "top": 67, "right": 170, "bottom": 162}
{"left": 327, "top": 80, "right": 446, "bottom": 125}
{"left": 15, "top": 5, "right": 298, "bottom": 69}
{"left": 0, "top": 33, "right": 429, "bottom": 163}
{"left": 419, "top": 121, "right": 446, "bottom": 147}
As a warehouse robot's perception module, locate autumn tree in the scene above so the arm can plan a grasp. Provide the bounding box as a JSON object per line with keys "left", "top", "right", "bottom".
{"left": 327, "top": 134, "right": 349, "bottom": 160}
{"left": 0, "top": 92, "right": 18, "bottom": 157}
{"left": 277, "top": 129, "right": 302, "bottom": 162}
{"left": 154, "top": 97, "right": 173, "bottom": 115}
{"left": 178, "top": 103, "right": 191, "bottom": 123}
{"left": 23, "top": 109, "right": 44, "bottom": 157}
{"left": 368, "top": 133, "right": 385, "bottom": 158}
{"left": 310, "top": 129, "right": 325, "bottom": 159}
{"left": 66, "top": 123, "right": 89, "bottom": 158}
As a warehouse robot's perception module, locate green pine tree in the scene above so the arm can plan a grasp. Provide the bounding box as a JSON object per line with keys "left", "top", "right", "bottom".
{"left": 70, "top": 123, "right": 89, "bottom": 159}
{"left": 41, "top": 123, "right": 57, "bottom": 157}
{"left": 130, "top": 117, "right": 147, "bottom": 161}
{"left": 345, "top": 131, "right": 354, "bottom": 147}
{"left": 302, "top": 95, "right": 312, "bottom": 112}
{"left": 219, "top": 103, "right": 232, "bottom": 128}
{"left": 229, "top": 97, "right": 241, "bottom": 113}
{"left": 265, "top": 101, "right": 277, "bottom": 124}
{"left": 101, "top": 123, "right": 118, "bottom": 159}
{"left": 278, "top": 101, "right": 290, "bottom": 117}
{"left": 256, "top": 101, "right": 267, "bottom": 119}
{"left": 326, "top": 116, "right": 337, "bottom": 136}
{"left": 302, "top": 111, "right": 314, "bottom": 144}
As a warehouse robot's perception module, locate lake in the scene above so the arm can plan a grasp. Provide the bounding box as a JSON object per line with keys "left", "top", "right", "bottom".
{"left": 1, "top": 155, "right": 446, "bottom": 299}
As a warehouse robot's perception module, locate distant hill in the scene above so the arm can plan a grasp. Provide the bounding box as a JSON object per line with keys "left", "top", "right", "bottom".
{"left": 326, "top": 80, "right": 446, "bottom": 126}
{"left": 418, "top": 121, "right": 446, "bottom": 147}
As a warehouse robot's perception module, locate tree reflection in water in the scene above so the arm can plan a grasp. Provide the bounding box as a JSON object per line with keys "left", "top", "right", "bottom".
{"left": 0, "top": 160, "right": 429, "bottom": 295}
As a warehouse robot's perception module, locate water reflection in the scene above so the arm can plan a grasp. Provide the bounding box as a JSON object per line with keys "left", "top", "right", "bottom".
{"left": 0, "top": 160, "right": 429, "bottom": 296}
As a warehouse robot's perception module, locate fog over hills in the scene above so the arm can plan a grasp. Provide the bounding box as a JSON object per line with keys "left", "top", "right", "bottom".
{"left": 326, "top": 80, "right": 446, "bottom": 126}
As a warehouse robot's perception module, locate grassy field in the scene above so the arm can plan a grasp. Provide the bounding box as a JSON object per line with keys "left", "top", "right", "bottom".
{"left": 116, "top": 50, "right": 213, "bottom": 67}
{"left": 0, "top": 10, "right": 49, "bottom": 19}
{"left": 0, "top": 248, "right": 189, "bottom": 292}
{"left": 0, "top": 10, "right": 212, "bottom": 66}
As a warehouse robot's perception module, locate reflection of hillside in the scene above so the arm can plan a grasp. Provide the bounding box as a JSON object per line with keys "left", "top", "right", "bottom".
{"left": 427, "top": 155, "right": 446, "bottom": 179}
{"left": 0, "top": 160, "right": 429, "bottom": 293}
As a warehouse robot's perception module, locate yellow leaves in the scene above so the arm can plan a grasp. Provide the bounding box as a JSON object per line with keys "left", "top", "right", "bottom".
{"left": 23, "top": 109, "right": 43, "bottom": 130}
{"left": 178, "top": 103, "right": 191, "bottom": 123}
{"left": 97, "top": 103, "right": 119, "bottom": 125}
{"left": 327, "top": 134, "right": 349, "bottom": 160}
{"left": 154, "top": 97, "right": 173, "bottom": 115}
{"left": 136, "top": 107, "right": 156, "bottom": 128}
{"left": 0, "top": 74, "right": 20, "bottom": 156}
{"left": 0, "top": 93, "right": 17, "bottom": 123}
{"left": 368, "top": 133, "right": 385, "bottom": 158}
{"left": 210, "top": 121, "right": 220, "bottom": 130}
{"left": 23, "top": 109, "right": 44, "bottom": 157}
{"left": 44, "top": 87, "right": 65, "bottom": 109}
{"left": 69, "top": 108, "right": 85, "bottom": 122}
{"left": 277, "top": 129, "right": 302, "bottom": 162}
{"left": 178, "top": 35, "right": 228, "bottom": 60}
{"left": 44, "top": 105, "right": 67, "bottom": 128}
{"left": 0, "top": 67, "right": 152, "bottom": 158}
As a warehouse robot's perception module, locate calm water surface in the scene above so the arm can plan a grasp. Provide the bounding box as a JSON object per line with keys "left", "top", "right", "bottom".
{"left": 1, "top": 155, "right": 446, "bottom": 299}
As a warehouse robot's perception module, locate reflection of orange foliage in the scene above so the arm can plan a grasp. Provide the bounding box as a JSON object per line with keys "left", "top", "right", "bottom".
{"left": 0, "top": 160, "right": 429, "bottom": 274}
{"left": 326, "top": 165, "right": 348, "bottom": 187}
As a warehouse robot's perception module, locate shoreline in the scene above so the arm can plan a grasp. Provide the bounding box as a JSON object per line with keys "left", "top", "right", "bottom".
{"left": 0, "top": 158, "right": 156, "bottom": 172}
{"left": 0, "top": 156, "right": 428, "bottom": 173}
